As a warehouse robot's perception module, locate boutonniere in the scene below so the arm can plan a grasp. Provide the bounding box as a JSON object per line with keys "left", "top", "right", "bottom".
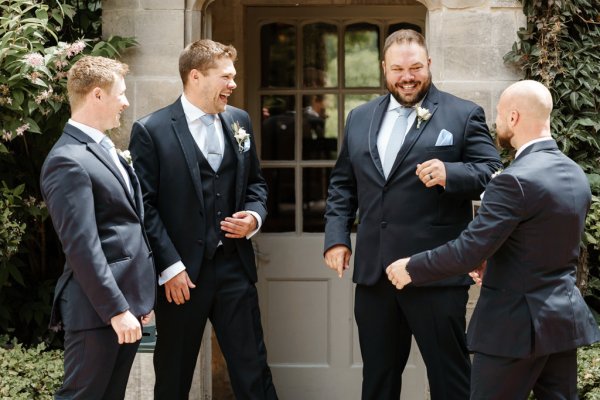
{"left": 118, "top": 149, "right": 133, "bottom": 167}
{"left": 232, "top": 121, "right": 250, "bottom": 153}
{"left": 415, "top": 105, "right": 432, "bottom": 129}
{"left": 491, "top": 169, "right": 503, "bottom": 179}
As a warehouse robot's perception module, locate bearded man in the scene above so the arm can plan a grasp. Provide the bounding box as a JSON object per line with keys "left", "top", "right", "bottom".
{"left": 323, "top": 29, "right": 502, "bottom": 399}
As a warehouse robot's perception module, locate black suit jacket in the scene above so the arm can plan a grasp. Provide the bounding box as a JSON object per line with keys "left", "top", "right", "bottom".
{"left": 325, "top": 85, "right": 502, "bottom": 286}
{"left": 42, "top": 124, "right": 155, "bottom": 331}
{"left": 129, "top": 99, "right": 268, "bottom": 283}
{"left": 408, "top": 140, "right": 600, "bottom": 357}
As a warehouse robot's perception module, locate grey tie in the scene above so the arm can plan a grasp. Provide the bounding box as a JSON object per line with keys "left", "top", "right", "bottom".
{"left": 383, "top": 107, "right": 412, "bottom": 178}
{"left": 100, "top": 136, "right": 132, "bottom": 194}
{"left": 200, "top": 114, "right": 222, "bottom": 172}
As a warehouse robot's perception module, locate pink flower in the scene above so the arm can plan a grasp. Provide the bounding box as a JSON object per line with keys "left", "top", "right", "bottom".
{"left": 2, "top": 131, "right": 12, "bottom": 141}
{"left": 24, "top": 53, "right": 44, "bottom": 67}
{"left": 66, "top": 41, "right": 86, "bottom": 58}
{"left": 15, "top": 123, "right": 30, "bottom": 136}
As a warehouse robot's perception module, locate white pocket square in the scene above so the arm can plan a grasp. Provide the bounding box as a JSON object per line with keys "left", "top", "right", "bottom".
{"left": 435, "top": 129, "right": 454, "bottom": 146}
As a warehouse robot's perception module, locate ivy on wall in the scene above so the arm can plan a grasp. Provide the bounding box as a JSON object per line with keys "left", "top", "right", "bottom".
{"left": 504, "top": 0, "right": 600, "bottom": 315}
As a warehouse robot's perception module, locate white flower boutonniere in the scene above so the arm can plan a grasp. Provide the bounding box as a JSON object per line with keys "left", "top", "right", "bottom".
{"left": 232, "top": 121, "right": 250, "bottom": 153}
{"left": 415, "top": 105, "right": 432, "bottom": 129}
{"left": 491, "top": 169, "right": 503, "bottom": 179}
{"left": 118, "top": 149, "right": 133, "bottom": 167}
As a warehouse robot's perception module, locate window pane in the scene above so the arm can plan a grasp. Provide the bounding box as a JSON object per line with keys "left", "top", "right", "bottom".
{"left": 261, "top": 23, "right": 296, "bottom": 88}
{"left": 302, "top": 94, "right": 338, "bottom": 160}
{"left": 344, "top": 94, "right": 381, "bottom": 121}
{"left": 303, "top": 167, "right": 332, "bottom": 232}
{"left": 344, "top": 23, "right": 380, "bottom": 88}
{"left": 303, "top": 23, "right": 338, "bottom": 87}
{"left": 261, "top": 95, "right": 295, "bottom": 160}
{"left": 263, "top": 168, "right": 295, "bottom": 233}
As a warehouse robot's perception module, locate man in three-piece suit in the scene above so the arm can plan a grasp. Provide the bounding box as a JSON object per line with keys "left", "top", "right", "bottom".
{"left": 129, "top": 40, "right": 277, "bottom": 399}
{"left": 387, "top": 80, "right": 600, "bottom": 399}
{"left": 324, "top": 30, "right": 502, "bottom": 399}
{"left": 41, "top": 56, "right": 155, "bottom": 399}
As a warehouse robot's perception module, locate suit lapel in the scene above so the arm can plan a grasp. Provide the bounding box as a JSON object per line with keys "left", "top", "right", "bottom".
{"left": 387, "top": 85, "right": 440, "bottom": 180}
{"left": 65, "top": 125, "right": 138, "bottom": 212}
{"left": 219, "top": 110, "right": 245, "bottom": 208}
{"left": 171, "top": 101, "right": 205, "bottom": 210}
{"left": 119, "top": 157, "right": 144, "bottom": 219}
{"left": 368, "top": 96, "right": 389, "bottom": 178}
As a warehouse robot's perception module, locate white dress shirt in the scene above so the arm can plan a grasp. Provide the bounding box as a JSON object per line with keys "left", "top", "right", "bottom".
{"left": 158, "top": 95, "right": 262, "bottom": 285}
{"left": 515, "top": 137, "right": 554, "bottom": 159}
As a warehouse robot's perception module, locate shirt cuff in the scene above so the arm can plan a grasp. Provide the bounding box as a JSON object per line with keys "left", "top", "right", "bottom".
{"left": 245, "top": 210, "right": 262, "bottom": 239}
{"left": 158, "top": 261, "right": 186, "bottom": 286}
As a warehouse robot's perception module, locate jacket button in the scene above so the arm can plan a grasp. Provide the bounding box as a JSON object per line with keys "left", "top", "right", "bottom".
{"left": 216, "top": 193, "right": 221, "bottom": 198}
{"left": 381, "top": 221, "right": 387, "bottom": 228}
{"left": 197, "top": 239, "right": 204, "bottom": 245}
{"left": 215, "top": 174, "right": 220, "bottom": 179}
{"left": 217, "top": 211, "right": 222, "bottom": 216}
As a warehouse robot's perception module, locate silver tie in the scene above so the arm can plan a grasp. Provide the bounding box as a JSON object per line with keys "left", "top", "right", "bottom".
{"left": 200, "top": 114, "right": 222, "bottom": 172}
{"left": 100, "top": 136, "right": 132, "bottom": 194}
{"left": 383, "top": 107, "right": 412, "bottom": 178}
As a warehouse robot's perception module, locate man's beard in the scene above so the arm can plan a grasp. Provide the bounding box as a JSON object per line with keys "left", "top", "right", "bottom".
{"left": 496, "top": 128, "right": 514, "bottom": 150}
{"left": 386, "top": 71, "right": 432, "bottom": 107}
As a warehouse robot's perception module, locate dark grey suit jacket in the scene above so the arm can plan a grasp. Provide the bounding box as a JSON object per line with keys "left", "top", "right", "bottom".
{"left": 408, "top": 140, "right": 600, "bottom": 357}
{"left": 325, "top": 85, "right": 502, "bottom": 286}
{"left": 129, "top": 99, "right": 268, "bottom": 283}
{"left": 42, "top": 124, "right": 156, "bottom": 331}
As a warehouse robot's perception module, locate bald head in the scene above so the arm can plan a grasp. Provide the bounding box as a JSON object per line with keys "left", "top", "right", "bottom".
{"left": 495, "top": 80, "right": 553, "bottom": 150}
{"left": 501, "top": 80, "right": 553, "bottom": 121}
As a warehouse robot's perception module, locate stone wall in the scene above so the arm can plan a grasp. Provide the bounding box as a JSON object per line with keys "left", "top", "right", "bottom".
{"left": 101, "top": 0, "right": 524, "bottom": 398}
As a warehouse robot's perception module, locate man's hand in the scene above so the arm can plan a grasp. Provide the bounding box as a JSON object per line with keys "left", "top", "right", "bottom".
{"left": 324, "top": 245, "right": 351, "bottom": 278}
{"left": 141, "top": 310, "right": 154, "bottom": 326}
{"left": 416, "top": 159, "right": 446, "bottom": 188}
{"left": 221, "top": 211, "right": 257, "bottom": 238}
{"left": 164, "top": 270, "right": 196, "bottom": 305}
{"left": 110, "top": 310, "right": 142, "bottom": 344}
{"left": 469, "top": 260, "right": 487, "bottom": 286}
{"left": 386, "top": 258, "right": 412, "bottom": 289}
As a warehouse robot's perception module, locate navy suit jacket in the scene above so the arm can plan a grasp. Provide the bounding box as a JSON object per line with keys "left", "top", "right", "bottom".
{"left": 408, "top": 140, "right": 600, "bottom": 357}
{"left": 42, "top": 124, "right": 156, "bottom": 331}
{"left": 129, "top": 99, "right": 268, "bottom": 283}
{"left": 325, "top": 85, "right": 502, "bottom": 286}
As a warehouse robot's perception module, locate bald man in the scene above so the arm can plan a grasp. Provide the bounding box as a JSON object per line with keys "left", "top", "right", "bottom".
{"left": 386, "top": 80, "right": 600, "bottom": 399}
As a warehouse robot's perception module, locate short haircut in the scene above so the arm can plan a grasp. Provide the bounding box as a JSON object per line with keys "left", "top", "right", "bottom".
{"left": 383, "top": 29, "right": 428, "bottom": 59}
{"left": 179, "top": 39, "right": 237, "bottom": 85}
{"left": 67, "top": 56, "right": 129, "bottom": 110}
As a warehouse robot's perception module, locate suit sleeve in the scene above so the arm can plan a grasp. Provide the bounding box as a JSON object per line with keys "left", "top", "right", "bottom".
{"left": 407, "top": 173, "right": 524, "bottom": 284}
{"left": 240, "top": 113, "right": 268, "bottom": 222}
{"left": 443, "top": 105, "right": 503, "bottom": 198}
{"left": 129, "top": 121, "right": 181, "bottom": 274}
{"left": 324, "top": 111, "right": 358, "bottom": 253}
{"left": 41, "top": 154, "right": 129, "bottom": 324}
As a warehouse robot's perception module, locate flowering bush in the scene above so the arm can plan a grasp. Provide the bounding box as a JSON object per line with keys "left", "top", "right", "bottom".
{"left": 0, "top": 0, "right": 136, "bottom": 345}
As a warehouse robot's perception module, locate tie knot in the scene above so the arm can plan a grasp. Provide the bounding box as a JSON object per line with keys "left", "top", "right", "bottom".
{"left": 100, "top": 136, "right": 115, "bottom": 151}
{"left": 396, "top": 107, "right": 412, "bottom": 118}
{"left": 200, "top": 114, "right": 216, "bottom": 126}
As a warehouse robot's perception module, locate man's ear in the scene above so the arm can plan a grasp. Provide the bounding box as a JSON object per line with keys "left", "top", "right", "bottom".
{"left": 509, "top": 110, "right": 520, "bottom": 128}
{"left": 91, "top": 87, "right": 103, "bottom": 101}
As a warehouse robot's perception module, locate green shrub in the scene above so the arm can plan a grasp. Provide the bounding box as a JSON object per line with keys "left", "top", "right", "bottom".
{"left": 579, "top": 342, "right": 600, "bottom": 399}
{"left": 0, "top": 336, "right": 63, "bottom": 399}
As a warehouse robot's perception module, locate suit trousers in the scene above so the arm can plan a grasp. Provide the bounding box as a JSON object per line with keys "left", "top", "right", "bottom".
{"left": 153, "top": 247, "right": 277, "bottom": 400}
{"left": 55, "top": 326, "right": 139, "bottom": 400}
{"left": 471, "top": 349, "right": 577, "bottom": 400}
{"left": 355, "top": 277, "right": 471, "bottom": 400}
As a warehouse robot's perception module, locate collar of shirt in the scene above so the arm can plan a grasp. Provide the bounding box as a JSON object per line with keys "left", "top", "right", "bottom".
{"left": 515, "top": 137, "right": 554, "bottom": 158}
{"left": 180, "top": 93, "right": 225, "bottom": 155}
{"left": 68, "top": 119, "right": 105, "bottom": 144}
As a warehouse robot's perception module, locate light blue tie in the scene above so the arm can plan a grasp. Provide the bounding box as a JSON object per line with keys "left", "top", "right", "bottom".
{"left": 383, "top": 107, "right": 412, "bottom": 178}
{"left": 200, "top": 114, "right": 222, "bottom": 172}
{"left": 100, "top": 136, "right": 132, "bottom": 194}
